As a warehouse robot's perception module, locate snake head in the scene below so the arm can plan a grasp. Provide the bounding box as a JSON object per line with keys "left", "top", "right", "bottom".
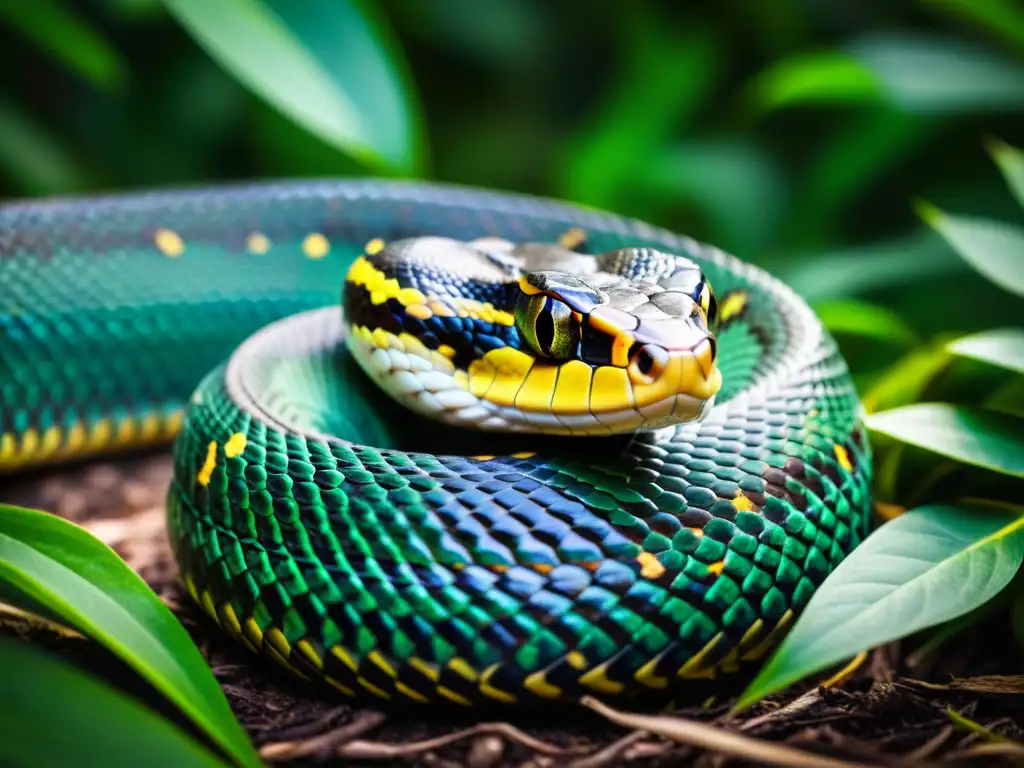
{"left": 344, "top": 237, "right": 721, "bottom": 438}
{"left": 508, "top": 250, "right": 722, "bottom": 435}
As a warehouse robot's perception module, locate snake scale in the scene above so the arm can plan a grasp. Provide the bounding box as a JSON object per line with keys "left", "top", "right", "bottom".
{"left": 0, "top": 180, "right": 872, "bottom": 706}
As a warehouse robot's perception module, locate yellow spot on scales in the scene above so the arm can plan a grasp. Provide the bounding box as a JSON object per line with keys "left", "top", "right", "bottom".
{"left": 395, "top": 681, "right": 429, "bottom": 703}
{"left": 20, "top": 428, "right": 38, "bottom": 456}
{"left": 636, "top": 552, "right": 665, "bottom": 580}
{"left": 302, "top": 232, "right": 330, "bottom": 259}
{"left": 224, "top": 432, "right": 247, "bottom": 458}
{"left": 0, "top": 433, "right": 16, "bottom": 463}
{"left": 579, "top": 662, "right": 624, "bottom": 694}
{"left": 557, "top": 227, "right": 587, "bottom": 250}
{"left": 197, "top": 440, "right": 217, "bottom": 486}
{"left": 246, "top": 232, "right": 270, "bottom": 254}
{"left": 566, "top": 651, "right": 587, "bottom": 670}
{"left": 480, "top": 664, "right": 517, "bottom": 703}
{"left": 331, "top": 646, "right": 358, "bottom": 671}
{"left": 408, "top": 657, "right": 440, "bottom": 681}
{"left": 707, "top": 560, "right": 725, "bottom": 576}
{"left": 718, "top": 290, "right": 748, "bottom": 323}
{"left": 524, "top": 671, "right": 561, "bottom": 698}
{"left": 438, "top": 686, "right": 472, "bottom": 706}
{"left": 635, "top": 653, "right": 669, "bottom": 689}
{"left": 365, "top": 238, "right": 386, "bottom": 255}
{"left": 834, "top": 444, "right": 854, "bottom": 472}
{"left": 447, "top": 657, "right": 479, "bottom": 681}
{"left": 358, "top": 678, "right": 391, "bottom": 699}
{"left": 368, "top": 650, "right": 396, "bottom": 677}
{"left": 154, "top": 228, "right": 185, "bottom": 257}
{"left": 732, "top": 492, "right": 755, "bottom": 512}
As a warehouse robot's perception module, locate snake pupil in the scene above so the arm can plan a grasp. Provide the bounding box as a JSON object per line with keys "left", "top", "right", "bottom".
{"left": 535, "top": 302, "right": 555, "bottom": 354}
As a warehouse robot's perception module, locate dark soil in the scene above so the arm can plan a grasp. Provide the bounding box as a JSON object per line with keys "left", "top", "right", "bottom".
{"left": 3, "top": 452, "right": 1023, "bottom": 768}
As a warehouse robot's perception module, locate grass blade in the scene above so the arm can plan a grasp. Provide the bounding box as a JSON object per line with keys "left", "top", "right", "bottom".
{"left": 0, "top": 504, "right": 261, "bottom": 768}
{"left": 736, "top": 503, "right": 1024, "bottom": 709}
{"left": 0, "top": 636, "right": 231, "bottom": 768}
{"left": 866, "top": 403, "right": 1024, "bottom": 478}
{"left": 161, "top": 0, "right": 422, "bottom": 173}
{"left": 948, "top": 328, "right": 1024, "bottom": 375}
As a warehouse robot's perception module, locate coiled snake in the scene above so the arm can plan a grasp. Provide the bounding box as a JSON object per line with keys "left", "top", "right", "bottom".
{"left": 0, "top": 181, "right": 872, "bottom": 706}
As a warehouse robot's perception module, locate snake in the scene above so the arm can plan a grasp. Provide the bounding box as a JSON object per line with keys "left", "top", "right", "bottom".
{"left": 0, "top": 180, "right": 873, "bottom": 707}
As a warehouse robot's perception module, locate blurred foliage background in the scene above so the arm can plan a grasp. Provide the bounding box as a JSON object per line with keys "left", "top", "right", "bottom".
{"left": 1, "top": 0, "right": 1022, "bottom": 448}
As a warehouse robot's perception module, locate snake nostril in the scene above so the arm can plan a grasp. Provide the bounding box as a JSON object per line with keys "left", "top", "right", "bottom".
{"left": 637, "top": 348, "right": 655, "bottom": 375}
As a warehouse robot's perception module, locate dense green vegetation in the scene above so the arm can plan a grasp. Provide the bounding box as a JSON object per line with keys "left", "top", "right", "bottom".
{"left": 1, "top": 1, "right": 1022, "bottom": 764}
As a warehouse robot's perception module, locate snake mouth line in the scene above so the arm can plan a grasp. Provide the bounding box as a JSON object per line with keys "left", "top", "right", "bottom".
{"left": 345, "top": 323, "right": 717, "bottom": 437}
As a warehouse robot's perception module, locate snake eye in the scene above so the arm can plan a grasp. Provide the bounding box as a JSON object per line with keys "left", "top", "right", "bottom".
{"left": 515, "top": 293, "right": 580, "bottom": 360}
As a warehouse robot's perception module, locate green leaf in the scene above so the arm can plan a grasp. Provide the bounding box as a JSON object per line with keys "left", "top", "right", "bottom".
{"left": 747, "top": 34, "right": 1024, "bottom": 115}
{"left": 866, "top": 403, "right": 1024, "bottom": 478}
{"left": 0, "top": 504, "right": 261, "bottom": 768}
{"left": 847, "top": 33, "right": 1024, "bottom": 114}
{"left": 0, "top": 0, "right": 127, "bottom": 89}
{"left": 915, "top": 200, "right": 1024, "bottom": 297}
{"left": 558, "top": 15, "right": 719, "bottom": 210}
{"left": 779, "top": 229, "right": 969, "bottom": 301}
{"left": 861, "top": 339, "right": 953, "bottom": 413}
{"left": 0, "top": 636, "right": 231, "bottom": 768}
{"left": 948, "top": 328, "right": 1024, "bottom": 375}
{"left": 813, "top": 298, "right": 918, "bottom": 346}
{"left": 161, "top": 0, "right": 422, "bottom": 173}
{"left": 986, "top": 137, "right": 1024, "bottom": 210}
{"left": 634, "top": 139, "right": 787, "bottom": 256}
{"left": 744, "top": 50, "right": 881, "bottom": 113}
{"left": 736, "top": 503, "right": 1024, "bottom": 709}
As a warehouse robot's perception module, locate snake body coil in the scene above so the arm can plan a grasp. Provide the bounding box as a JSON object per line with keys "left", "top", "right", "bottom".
{"left": 0, "top": 180, "right": 872, "bottom": 706}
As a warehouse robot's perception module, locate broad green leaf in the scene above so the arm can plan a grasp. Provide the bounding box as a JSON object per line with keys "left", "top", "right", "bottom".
{"left": 948, "top": 328, "right": 1024, "bottom": 375}
{"left": 813, "top": 298, "right": 917, "bottom": 346}
{"left": 0, "top": 0, "right": 127, "bottom": 89}
{"left": 161, "top": 0, "right": 422, "bottom": 173}
{"left": 634, "top": 139, "right": 787, "bottom": 257}
{"left": 736, "top": 503, "right": 1024, "bottom": 709}
{"left": 744, "top": 51, "right": 881, "bottom": 112}
{"left": 915, "top": 200, "right": 1024, "bottom": 297}
{"left": 847, "top": 34, "right": 1024, "bottom": 114}
{"left": 861, "top": 340, "right": 953, "bottom": 414}
{"left": 866, "top": 403, "right": 1024, "bottom": 478}
{"left": 986, "top": 137, "right": 1024, "bottom": 210}
{"left": 748, "top": 34, "right": 1024, "bottom": 115}
{"left": 0, "top": 505, "right": 261, "bottom": 768}
{"left": 0, "top": 636, "right": 230, "bottom": 768}
{"left": 780, "top": 229, "right": 969, "bottom": 301}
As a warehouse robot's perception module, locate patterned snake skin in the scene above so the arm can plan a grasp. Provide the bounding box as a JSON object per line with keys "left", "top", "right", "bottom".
{"left": 0, "top": 180, "right": 872, "bottom": 706}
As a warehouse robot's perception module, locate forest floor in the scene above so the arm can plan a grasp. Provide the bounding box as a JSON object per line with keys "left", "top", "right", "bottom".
{"left": 3, "top": 453, "right": 1023, "bottom": 768}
